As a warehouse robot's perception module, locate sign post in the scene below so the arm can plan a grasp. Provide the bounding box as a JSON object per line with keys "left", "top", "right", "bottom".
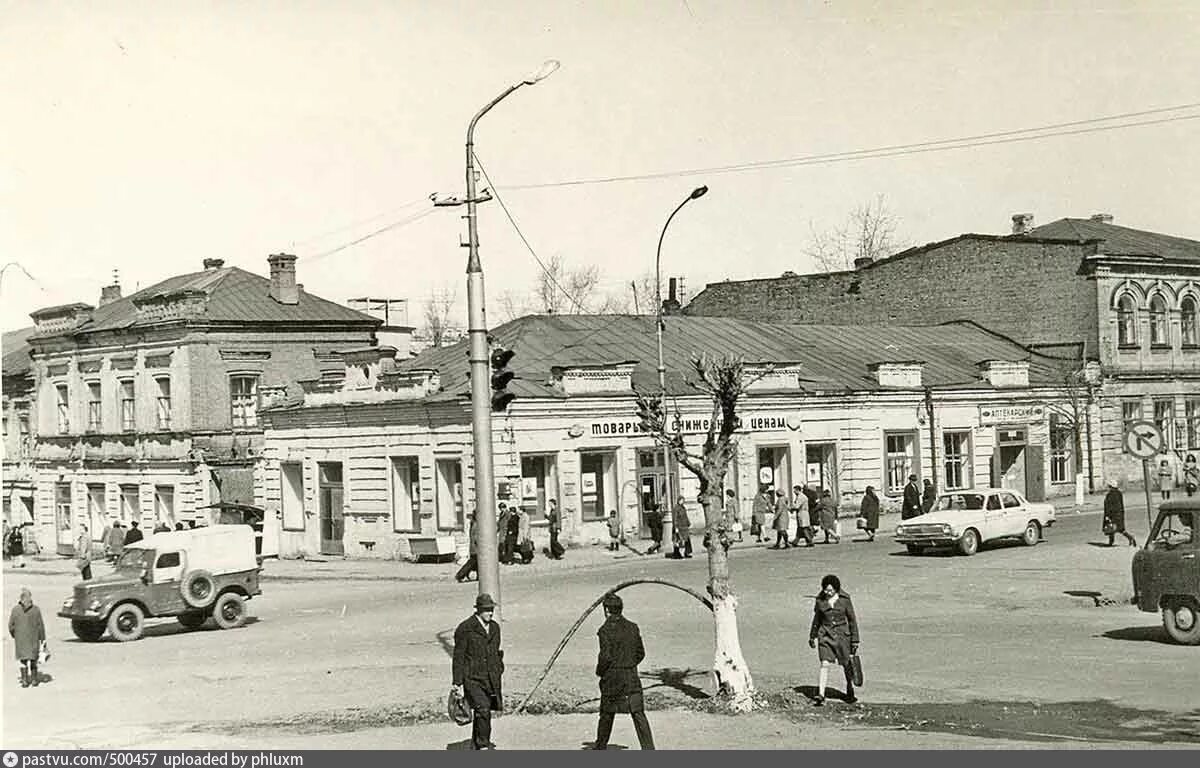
{"left": 1124, "top": 420, "right": 1165, "bottom": 531}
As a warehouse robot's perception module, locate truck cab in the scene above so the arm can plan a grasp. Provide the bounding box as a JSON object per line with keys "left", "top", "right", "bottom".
{"left": 1132, "top": 499, "right": 1200, "bottom": 645}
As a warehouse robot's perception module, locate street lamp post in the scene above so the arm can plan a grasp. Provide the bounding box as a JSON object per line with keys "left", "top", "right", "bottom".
{"left": 654, "top": 186, "right": 708, "bottom": 554}
{"left": 462, "top": 60, "right": 559, "bottom": 614}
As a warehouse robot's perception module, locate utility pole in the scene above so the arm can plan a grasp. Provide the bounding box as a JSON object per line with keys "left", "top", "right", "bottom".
{"left": 924, "top": 386, "right": 938, "bottom": 494}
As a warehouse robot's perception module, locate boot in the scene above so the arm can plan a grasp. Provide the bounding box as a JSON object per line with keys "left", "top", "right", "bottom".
{"left": 19, "top": 664, "right": 30, "bottom": 688}
{"left": 30, "top": 662, "right": 39, "bottom": 686}
{"left": 844, "top": 680, "right": 857, "bottom": 704}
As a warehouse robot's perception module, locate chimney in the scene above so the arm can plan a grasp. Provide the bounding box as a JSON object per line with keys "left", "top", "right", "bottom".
{"left": 267, "top": 253, "right": 299, "bottom": 305}
{"left": 1011, "top": 213, "right": 1035, "bottom": 235}
{"left": 203, "top": 258, "right": 225, "bottom": 271}
{"left": 853, "top": 256, "right": 874, "bottom": 270}
{"left": 662, "top": 277, "right": 682, "bottom": 316}
{"left": 1090, "top": 213, "right": 1114, "bottom": 224}
{"left": 98, "top": 283, "right": 122, "bottom": 307}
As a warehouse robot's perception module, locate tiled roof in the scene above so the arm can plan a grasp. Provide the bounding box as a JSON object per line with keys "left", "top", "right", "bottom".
{"left": 399, "top": 314, "right": 1070, "bottom": 400}
{"left": 1, "top": 326, "right": 35, "bottom": 378}
{"left": 1026, "top": 218, "right": 1200, "bottom": 263}
{"left": 44, "top": 267, "right": 378, "bottom": 337}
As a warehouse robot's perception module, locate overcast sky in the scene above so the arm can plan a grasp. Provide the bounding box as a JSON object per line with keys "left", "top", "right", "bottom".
{"left": 3, "top": 1, "right": 1198, "bottom": 334}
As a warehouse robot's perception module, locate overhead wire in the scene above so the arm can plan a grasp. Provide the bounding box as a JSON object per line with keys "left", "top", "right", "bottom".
{"left": 305, "top": 206, "right": 439, "bottom": 263}
{"left": 291, "top": 196, "right": 431, "bottom": 248}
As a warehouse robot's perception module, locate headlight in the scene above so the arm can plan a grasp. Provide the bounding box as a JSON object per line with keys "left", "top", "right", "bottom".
{"left": 895, "top": 526, "right": 906, "bottom": 535}
{"left": 940, "top": 524, "right": 953, "bottom": 534}
{"left": 61, "top": 598, "right": 73, "bottom": 610}
{"left": 89, "top": 599, "right": 102, "bottom": 611}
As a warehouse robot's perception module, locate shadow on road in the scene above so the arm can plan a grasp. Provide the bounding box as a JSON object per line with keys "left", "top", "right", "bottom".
{"left": 435, "top": 628, "right": 455, "bottom": 658}
{"left": 445, "top": 738, "right": 473, "bottom": 750}
{"left": 792, "top": 684, "right": 850, "bottom": 703}
{"left": 1101, "top": 625, "right": 1174, "bottom": 644}
{"left": 641, "top": 667, "right": 710, "bottom": 700}
{"left": 580, "top": 742, "right": 628, "bottom": 750}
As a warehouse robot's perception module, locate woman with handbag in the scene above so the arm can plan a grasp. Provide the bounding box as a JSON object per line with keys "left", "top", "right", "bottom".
{"left": 1103, "top": 481, "right": 1137, "bottom": 547}
{"left": 858, "top": 486, "right": 880, "bottom": 542}
{"left": 9, "top": 587, "right": 46, "bottom": 688}
{"left": 808, "top": 574, "right": 860, "bottom": 706}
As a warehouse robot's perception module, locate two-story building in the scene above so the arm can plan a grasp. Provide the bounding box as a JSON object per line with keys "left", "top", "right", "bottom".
{"left": 257, "top": 314, "right": 1075, "bottom": 560}
{"left": 684, "top": 214, "right": 1200, "bottom": 490}
{"left": 2, "top": 327, "right": 36, "bottom": 530}
{"left": 25, "top": 254, "right": 380, "bottom": 556}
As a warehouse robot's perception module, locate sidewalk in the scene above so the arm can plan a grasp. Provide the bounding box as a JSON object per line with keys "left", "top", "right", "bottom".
{"left": 1, "top": 491, "right": 1129, "bottom": 582}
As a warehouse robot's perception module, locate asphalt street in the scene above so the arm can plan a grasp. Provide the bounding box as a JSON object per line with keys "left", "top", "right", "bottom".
{"left": 4, "top": 509, "right": 1199, "bottom": 749}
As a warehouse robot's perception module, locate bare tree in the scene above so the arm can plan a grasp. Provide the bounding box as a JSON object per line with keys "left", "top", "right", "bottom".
{"left": 806, "top": 195, "right": 905, "bottom": 273}
{"left": 422, "top": 285, "right": 458, "bottom": 347}
{"left": 1044, "top": 361, "right": 1097, "bottom": 490}
{"left": 495, "top": 290, "right": 533, "bottom": 324}
{"left": 536, "top": 254, "right": 603, "bottom": 314}
{"left": 633, "top": 354, "right": 757, "bottom": 711}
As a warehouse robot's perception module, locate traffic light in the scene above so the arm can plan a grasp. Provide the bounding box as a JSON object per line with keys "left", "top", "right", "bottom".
{"left": 490, "top": 345, "right": 516, "bottom": 412}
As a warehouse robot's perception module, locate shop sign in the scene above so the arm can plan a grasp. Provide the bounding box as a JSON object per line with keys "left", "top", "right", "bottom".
{"left": 586, "top": 413, "right": 797, "bottom": 438}
{"left": 978, "top": 404, "right": 1045, "bottom": 426}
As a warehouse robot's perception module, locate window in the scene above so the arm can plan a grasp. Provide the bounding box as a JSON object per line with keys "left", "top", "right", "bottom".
{"left": 986, "top": 494, "right": 1001, "bottom": 511}
{"left": 1000, "top": 492, "right": 1021, "bottom": 509}
{"left": 942, "top": 431, "right": 971, "bottom": 490}
{"left": 390, "top": 456, "right": 421, "bottom": 532}
{"left": 1154, "top": 400, "right": 1175, "bottom": 449}
{"left": 520, "top": 454, "right": 559, "bottom": 520}
{"left": 119, "top": 484, "right": 139, "bottom": 523}
{"left": 55, "top": 483, "right": 72, "bottom": 536}
{"left": 1188, "top": 399, "right": 1200, "bottom": 451}
{"left": 580, "top": 452, "right": 617, "bottom": 521}
{"left": 86, "top": 382, "right": 102, "bottom": 433}
{"left": 884, "top": 431, "right": 918, "bottom": 494}
{"left": 86, "top": 484, "right": 106, "bottom": 537}
{"left": 1117, "top": 294, "right": 1138, "bottom": 347}
{"left": 1122, "top": 400, "right": 1143, "bottom": 431}
{"left": 154, "top": 486, "right": 175, "bottom": 527}
{"left": 118, "top": 379, "right": 135, "bottom": 432}
{"left": 155, "top": 377, "right": 172, "bottom": 430}
{"left": 280, "top": 463, "right": 305, "bottom": 531}
{"left": 155, "top": 552, "right": 181, "bottom": 568}
{"left": 1150, "top": 295, "right": 1169, "bottom": 346}
{"left": 1049, "top": 413, "right": 1074, "bottom": 484}
{"left": 435, "top": 458, "right": 464, "bottom": 531}
{"left": 56, "top": 384, "right": 70, "bottom": 434}
{"left": 1184, "top": 297, "right": 1198, "bottom": 347}
{"left": 230, "top": 375, "right": 259, "bottom": 427}
{"left": 17, "top": 414, "right": 29, "bottom": 457}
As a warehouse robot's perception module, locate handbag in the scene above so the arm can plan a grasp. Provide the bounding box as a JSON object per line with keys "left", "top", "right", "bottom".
{"left": 849, "top": 654, "right": 864, "bottom": 687}
{"left": 1102, "top": 517, "right": 1116, "bottom": 536}
{"left": 447, "top": 688, "right": 472, "bottom": 726}
{"left": 855, "top": 516, "right": 867, "bottom": 530}
{"left": 731, "top": 520, "right": 743, "bottom": 533}
{"left": 37, "top": 640, "right": 50, "bottom": 667}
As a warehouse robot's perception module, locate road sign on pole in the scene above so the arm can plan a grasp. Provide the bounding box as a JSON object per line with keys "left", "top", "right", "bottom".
{"left": 1124, "top": 420, "right": 1164, "bottom": 531}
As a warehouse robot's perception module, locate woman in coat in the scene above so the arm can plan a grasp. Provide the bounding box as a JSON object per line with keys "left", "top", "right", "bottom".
{"left": 859, "top": 486, "right": 881, "bottom": 541}
{"left": 790, "top": 485, "right": 813, "bottom": 547}
{"left": 751, "top": 488, "right": 771, "bottom": 543}
{"left": 9, "top": 587, "right": 46, "bottom": 688}
{"left": 771, "top": 490, "right": 791, "bottom": 549}
{"left": 818, "top": 490, "right": 841, "bottom": 544}
{"left": 808, "top": 574, "right": 859, "bottom": 706}
{"left": 515, "top": 508, "right": 533, "bottom": 564}
{"left": 1103, "top": 481, "right": 1137, "bottom": 547}
{"left": 1159, "top": 459, "right": 1176, "bottom": 501}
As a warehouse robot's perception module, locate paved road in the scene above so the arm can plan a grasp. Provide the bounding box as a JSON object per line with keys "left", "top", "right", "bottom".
{"left": 4, "top": 510, "right": 1197, "bottom": 749}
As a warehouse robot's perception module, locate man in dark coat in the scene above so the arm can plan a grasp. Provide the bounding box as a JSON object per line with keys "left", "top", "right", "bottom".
{"left": 902, "top": 475, "right": 922, "bottom": 520}
{"left": 452, "top": 593, "right": 504, "bottom": 750}
{"left": 921, "top": 479, "right": 937, "bottom": 514}
{"left": 9, "top": 587, "right": 46, "bottom": 688}
{"left": 496, "top": 503, "right": 512, "bottom": 564}
{"left": 455, "top": 511, "right": 479, "bottom": 583}
{"left": 859, "top": 486, "right": 881, "bottom": 541}
{"left": 671, "top": 499, "right": 692, "bottom": 559}
{"left": 1103, "top": 481, "right": 1137, "bottom": 547}
{"left": 643, "top": 502, "right": 663, "bottom": 554}
{"left": 123, "top": 520, "right": 144, "bottom": 546}
{"left": 593, "top": 593, "right": 655, "bottom": 750}
{"left": 546, "top": 499, "right": 564, "bottom": 559}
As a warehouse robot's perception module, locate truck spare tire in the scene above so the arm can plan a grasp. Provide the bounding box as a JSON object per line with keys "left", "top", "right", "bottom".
{"left": 181, "top": 569, "right": 217, "bottom": 609}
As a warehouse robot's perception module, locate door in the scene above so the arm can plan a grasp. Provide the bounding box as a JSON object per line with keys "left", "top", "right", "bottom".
{"left": 1024, "top": 445, "right": 1046, "bottom": 502}
{"left": 982, "top": 492, "right": 1005, "bottom": 541}
{"left": 150, "top": 550, "right": 186, "bottom": 615}
{"left": 55, "top": 483, "right": 73, "bottom": 556}
{"left": 998, "top": 491, "right": 1024, "bottom": 537}
{"left": 318, "top": 462, "right": 344, "bottom": 556}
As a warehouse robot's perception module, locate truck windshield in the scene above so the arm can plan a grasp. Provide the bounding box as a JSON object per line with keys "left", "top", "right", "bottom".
{"left": 1151, "top": 512, "right": 1195, "bottom": 549}
{"left": 115, "top": 549, "right": 152, "bottom": 571}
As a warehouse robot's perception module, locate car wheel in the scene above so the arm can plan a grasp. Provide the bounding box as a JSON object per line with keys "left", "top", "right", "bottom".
{"left": 957, "top": 529, "right": 980, "bottom": 556}
{"left": 71, "top": 619, "right": 105, "bottom": 642}
{"left": 1022, "top": 521, "right": 1040, "bottom": 546}
{"left": 905, "top": 544, "right": 925, "bottom": 555}
{"left": 181, "top": 570, "right": 217, "bottom": 609}
{"left": 212, "top": 592, "right": 247, "bottom": 630}
{"left": 107, "top": 603, "right": 145, "bottom": 642}
{"left": 177, "top": 611, "right": 208, "bottom": 630}
{"left": 1163, "top": 600, "right": 1200, "bottom": 645}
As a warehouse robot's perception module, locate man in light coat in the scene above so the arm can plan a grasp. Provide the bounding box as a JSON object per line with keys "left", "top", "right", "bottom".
{"left": 75, "top": 524, "right": 93, "bottom": 581}
{"left": 790, "top": 484, "right": 814, "bottom": 547}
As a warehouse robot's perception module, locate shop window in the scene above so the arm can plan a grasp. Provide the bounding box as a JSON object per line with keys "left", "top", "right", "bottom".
{"left": 580, "top": 452, "right": 617, "bottom": 522}
{"left": 1049, "top": 414, "right": 1074, "bottom": 484}
{"left": 280, "top": 463, "right": 305, "bottom": 531}
{"left": 1188, "top": 400, "right": 1200, "bottom": 451}
{"left": 435, "top": 458, "right": 464, "bottom": 531}
{"left": 942, "top": 431, "right": 972, "bottom": 490}
{"left": 119, "top": 484, "right": 139, "bottom": 523}
{"left": 1183, "top": 297, "right": 1198, "bottom": 347}
{"left": 1154, "top": 400, "right": 1175, "bottom": 449}
{"left": 390, "top": 456, "right": 421, "bottom": 532}
{"left": 155, "top": 377, "right": 172, "bottom": 430}
{"left": 1150, "top": 295, "right": 1169, "bottom": 346}
{"left": 757, "top": 446, "right": 790, "bottom": 493}
{"left": 883, "top": 431, "right": 918, "bottom": 495}
{"left": 1117, "top": 294, "right": 1138, "bottom": 347}
{"left": 56, "top": 384, "right": 70, "bottom": 434}
{"left": 86, "top": 382, "right": 102, "bottom": 433}
{"left": 230, "top": 375, "right": 259, "bottom": 428}
{"left": 520, "top": 454, "right": 559, "bottom": 520}
{"left": 118, "top": 379, "right": 136, "bottom": 432}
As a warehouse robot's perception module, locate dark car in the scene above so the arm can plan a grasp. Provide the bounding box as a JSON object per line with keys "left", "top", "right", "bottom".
{"left": 1132, "top": 499, "right": 1200, "bottom": 645}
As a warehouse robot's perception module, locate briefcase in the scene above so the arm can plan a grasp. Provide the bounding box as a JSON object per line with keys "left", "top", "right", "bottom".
{"left": 447, "top": 688, "right": 472, "bottom": 726}
{"left": 849, "top": 654, "right": 864, "bottom": 687}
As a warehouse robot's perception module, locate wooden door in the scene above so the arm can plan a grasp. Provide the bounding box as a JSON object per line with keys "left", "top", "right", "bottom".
{"left": 318, "top": 462, "right": 344, "bottom": 556}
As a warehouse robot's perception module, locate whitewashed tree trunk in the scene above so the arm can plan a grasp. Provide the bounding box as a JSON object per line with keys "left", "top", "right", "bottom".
{"left": 705, "top": 496, "right": 756, "bottom": 711}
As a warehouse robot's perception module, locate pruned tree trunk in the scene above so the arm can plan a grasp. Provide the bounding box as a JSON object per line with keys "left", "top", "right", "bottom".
{"left": 704, "top": 499, "right": 755, "bottom": 710}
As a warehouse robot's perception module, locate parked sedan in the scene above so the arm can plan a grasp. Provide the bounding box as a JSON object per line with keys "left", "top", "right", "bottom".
{"left": 894, "top": 488, "right": 1057, "bottom": 556}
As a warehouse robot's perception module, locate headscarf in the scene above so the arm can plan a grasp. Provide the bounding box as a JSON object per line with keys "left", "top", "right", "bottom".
{"left": 18, "top": 587, "right": 33, "bottom": 607}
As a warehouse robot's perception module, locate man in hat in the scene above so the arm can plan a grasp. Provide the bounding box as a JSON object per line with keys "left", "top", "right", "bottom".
{"left": 901, "top": 474, "right": 922, "bottom": 520}
{"left": 452, "top": 593, "right": 505, "bottom": 750}
{"left": 593, "top": 592, "right": 654, "bottom": 750}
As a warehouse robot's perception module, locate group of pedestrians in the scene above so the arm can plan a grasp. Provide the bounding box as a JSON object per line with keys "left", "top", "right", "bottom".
{"left": 1156, "top": 454, "right": 1200, "bottom": 501}
{"left": 746, "top": 482, "right": 878, "bottom": 549}
{"left": 456, "top": 500, "right": 567, "bottom": 583}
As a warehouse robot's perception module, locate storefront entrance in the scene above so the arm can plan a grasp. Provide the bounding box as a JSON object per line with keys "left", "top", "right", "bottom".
{"left": 317, "top": 462, "right": 344, "bottom": 556}
{"left": 637, "top": 449, "right": 677, "bottom": 538}
{"left": 55, "top": 482, "right": 73, "bottom": 555}
{"left": 757, "top": 446, "right": 790, "bottom": 493}
{"left": 805, "top": 443, "right": 838, "bottom": 494}
{"left": 992, "top": 427, "right": 1046, "bottom": 501}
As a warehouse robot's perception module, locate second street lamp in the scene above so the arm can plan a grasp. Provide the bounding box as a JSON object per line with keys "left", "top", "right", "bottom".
{"left": 655, "top": 185, "right": 708, "bottom": 555}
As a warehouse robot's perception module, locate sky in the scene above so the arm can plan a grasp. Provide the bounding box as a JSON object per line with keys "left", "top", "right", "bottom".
{"left": 3, "top": 0, "right": 1199, "bottom": 335}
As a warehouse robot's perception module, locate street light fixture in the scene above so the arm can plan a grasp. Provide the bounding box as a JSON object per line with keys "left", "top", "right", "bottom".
{"left": 462, "top": 60, "right": 559, "bottom": 616}
{"left": 654, "top": 185, "right": 708, "bottom": 553}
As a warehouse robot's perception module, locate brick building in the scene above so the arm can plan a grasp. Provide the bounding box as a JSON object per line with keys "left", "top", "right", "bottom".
{"left": 685, "top": 214, "right": 1200, "bottom": 489}
{"left": 24, "top": 254, "right": 380, "bottom": 556}
{"left": 257, "top": 314, "right": 1075, "bottom": 561}
{"left": 2, "top": 327, "right": 36, "bottom": 530}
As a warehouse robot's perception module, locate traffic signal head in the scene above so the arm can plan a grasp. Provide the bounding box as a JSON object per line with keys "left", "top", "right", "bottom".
{"left": 490, "top": 345, "right": 516, "bottom": 412}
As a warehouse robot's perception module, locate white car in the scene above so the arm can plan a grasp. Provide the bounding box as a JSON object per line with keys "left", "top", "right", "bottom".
{"left": 894, "top": 488, "right": 1057, "bottom": 556}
